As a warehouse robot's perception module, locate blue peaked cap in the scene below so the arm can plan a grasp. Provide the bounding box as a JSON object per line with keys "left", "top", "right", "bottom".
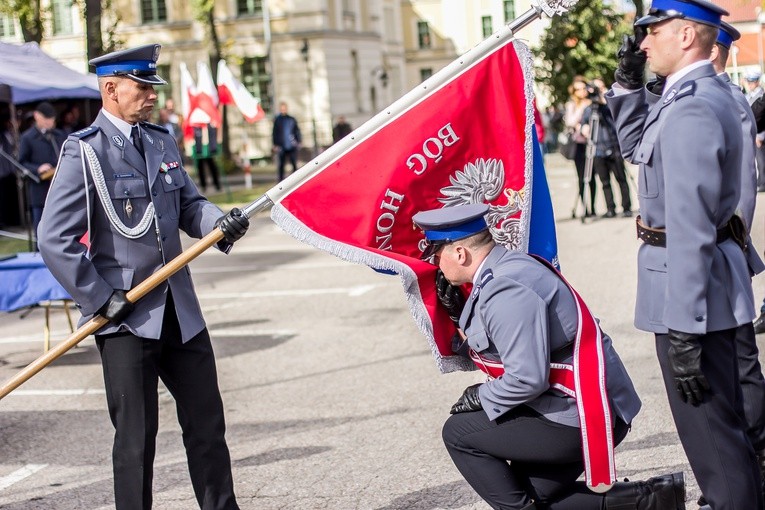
{"left": 635, "top": 0, "right": 727, "bottom": 28}
{"left": 412, "top": 204, "right": 490, "bottom": 260}
{"left": 89, "top": 44, "right": 167, "bottom": 85}
{"left": 716, "top": 21, "right": 740, "bottom": 49}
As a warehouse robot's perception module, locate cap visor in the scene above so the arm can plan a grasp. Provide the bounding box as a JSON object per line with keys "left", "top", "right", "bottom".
{"left": 128, "top": 74, "right": 167, "bottom": 85}
{"left": 635, "top": 13, "right": 669, "bottom": 26}
{"left": 420, "top": 242, "right": 442, "bottom": 262}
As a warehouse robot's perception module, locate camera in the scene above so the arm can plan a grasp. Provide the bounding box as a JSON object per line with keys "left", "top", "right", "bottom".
{"left": 586, "top": 83, "right": 604, "bottom": 102}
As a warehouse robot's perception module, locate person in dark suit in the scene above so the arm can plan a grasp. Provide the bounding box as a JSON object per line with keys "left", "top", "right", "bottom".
{"left": 271, "top": 102, "right": 301, "bottom": 181}
{"left": 37, "top": 44, "right": 248, "bottom": 510}
{"left": 607, "top": 1, "right": 764, "bottom": 508}
{"left": 332, "top": 115, "right": 352, "bottom": 144}
{"left": 412, "top": 204, "right": 684, "bottom": 509}
{"left": 18, "top": 101, "right": 65, "bottom": 242}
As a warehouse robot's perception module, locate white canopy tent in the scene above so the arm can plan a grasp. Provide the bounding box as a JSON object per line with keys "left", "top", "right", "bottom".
{"left": 0, "top": 41, "right": 100, "bottom": 104}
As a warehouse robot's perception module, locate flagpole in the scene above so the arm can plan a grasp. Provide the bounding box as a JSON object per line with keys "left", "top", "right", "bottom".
{"left": 0, "top": 0, "right": 577, "bottom": 400}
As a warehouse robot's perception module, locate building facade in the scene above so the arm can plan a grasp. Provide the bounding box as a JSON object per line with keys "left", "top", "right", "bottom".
{"left": 1, "top": 0, "right": 541, "bottom": 159}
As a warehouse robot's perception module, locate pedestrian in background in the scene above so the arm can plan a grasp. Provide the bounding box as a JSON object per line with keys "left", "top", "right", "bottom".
{"left": 272, "top": 101, "right": 301, "bottom": 181}
{"left": 607, "top": 1, "right": 763, "bottom": 508}
{"left": 38, "top": 44, "right": 248, "bottom": 510}
{"left": 332, "top": 115, "right": 352, "bottom": 144}
{"left": 563, "top": 76, "right": 596, "bottom": 218}
{"left": 580, "top": 79, "right": 632, "bottom": 218}
{"left": 193, "top": 124, "right": 222, "bottom": 192}
{"left": 18, "top": 101, "right": 65, "bottom": 244}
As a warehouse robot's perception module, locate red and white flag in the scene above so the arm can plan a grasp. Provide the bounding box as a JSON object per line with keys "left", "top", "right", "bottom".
{"left": 179, "top": 62, "right": 197, "bottom": 142}
{"left": 266, "top": 33, "right": 615, "bottom": 490}
{"left": 194, "top": 61, "right": 222, "bottom": 128}
{"left": 217, "top": 60, "right": 266, "bottom": 123}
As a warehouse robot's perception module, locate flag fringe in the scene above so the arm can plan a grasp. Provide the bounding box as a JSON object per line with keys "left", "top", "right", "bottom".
{"left": 271, "top": 203, "right": 475, "bottom": 374}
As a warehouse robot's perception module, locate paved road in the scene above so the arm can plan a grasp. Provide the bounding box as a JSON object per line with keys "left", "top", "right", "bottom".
{"left": 1, "top": 153, "right": 763, "bottom": 509}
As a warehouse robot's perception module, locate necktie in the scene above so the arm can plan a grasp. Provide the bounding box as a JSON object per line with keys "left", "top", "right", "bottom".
{"left": 131, "top": 126, "right": 145, "bottom": 160}
{"left": 44, "top": 132, "right": 59, "bottom": 153}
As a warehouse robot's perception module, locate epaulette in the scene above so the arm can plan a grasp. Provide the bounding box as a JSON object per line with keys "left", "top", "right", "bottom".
{"left": 664, "top": 81, "right": 696, "bottom": 104}
{"left": 68, "top": 125, "right": 99, "bottom": 139}
{"left": 140, "top": 121, "right": 169, "bottom": 134}
{"left": 479, "top": 268, "right": 494, "bottom": 287}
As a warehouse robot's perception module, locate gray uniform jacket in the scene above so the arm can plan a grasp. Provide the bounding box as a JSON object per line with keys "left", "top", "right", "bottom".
{"left": 720, "top": 73, "right": 765, "bottom": 275}
{"left": 607, "top": 63, "right": 755, "bottom": 335}
{"left": 459, "top": 247, "right": 642, "bottom": 428}
{"left": 38, "top": 110, "right": 228, "bottom": 342}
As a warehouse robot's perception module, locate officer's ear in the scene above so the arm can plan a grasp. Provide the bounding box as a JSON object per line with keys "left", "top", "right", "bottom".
{"left": 102, "top": 78, "right": 119, "bottom": 100}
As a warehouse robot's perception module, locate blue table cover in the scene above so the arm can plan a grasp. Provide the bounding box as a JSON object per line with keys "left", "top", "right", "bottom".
{"left": 0, "top": 252, "right": 71, "bottom": 312}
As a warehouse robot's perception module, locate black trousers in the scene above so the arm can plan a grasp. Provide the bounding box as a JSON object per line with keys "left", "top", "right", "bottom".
{"left": 196, "top": 157, "right": 221, "bottom": 192}
{"left": 592, "top": 156, "right": 631, "bottom": 213}
{"left": 735, "top": 322, "right": 765, "bottom": 452}
{"left": 96, "top": 294, "right": 238, "bottom": 510}
{"left": 442, "top": 405, "right": 629, "bottom": 509}
{"left": 655, "top": 330, "right": 762, "bottom": 510}
{"left": 277, "top": 148, "right": 298, "bottom": 181}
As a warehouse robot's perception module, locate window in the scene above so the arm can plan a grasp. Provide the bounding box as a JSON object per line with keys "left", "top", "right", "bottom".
{"left": 154, "top": 64, "right": 172, "bottom": 107}
{"left": 0, "top": 14, "right": 16, "bottom": 38}
{"left": 420, "top": 68, "right": 433, "bottom": 82}
{"left": 52, "top": 0, "right": 73, "bottom": 35}
{"left": 481, "top": 16, "right": 492, "bottom": 38}
{"left": 417, "top": 21, "right": 431, "bottom": 49}
{"left": 141, "top": 0, "right": 167, "bottom": 24}
{"left": 241, "top": 57, "right": 272, "bottom": 113}
{"left": 503, "top": 0, "right": 515, "bottom": 22}
{"left": 237, "top": 0, "right": 262, "bottom": 16}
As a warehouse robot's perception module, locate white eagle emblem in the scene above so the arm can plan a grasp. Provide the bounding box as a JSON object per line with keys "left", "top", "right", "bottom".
{"left": 438, "top": 158, "right": 526, "bottom": 249}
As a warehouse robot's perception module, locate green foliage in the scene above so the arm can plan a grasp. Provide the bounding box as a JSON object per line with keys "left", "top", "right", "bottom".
{"left": 0, "top": 0, "right": 43, "bottom": 43}
{"left": 536, "top": 0, "right": 632, "bottom": 105}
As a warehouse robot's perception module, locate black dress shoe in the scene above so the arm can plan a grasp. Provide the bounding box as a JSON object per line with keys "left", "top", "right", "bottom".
{"left": 622, "top": 210, "right": 633, "bottom": 217}
{"left": 755, "top": 312, "right": 765, "bottom": 335}
{"left": 603, "top": 210, "right": 617, "bottom": 218}
{"left": 605, "top": 472, "right": 685, "bottom": 509}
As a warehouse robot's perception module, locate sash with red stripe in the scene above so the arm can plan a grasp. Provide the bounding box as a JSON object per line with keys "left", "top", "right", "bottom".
{"left": 468, "top": 257, "right": 615, "bottom": 492}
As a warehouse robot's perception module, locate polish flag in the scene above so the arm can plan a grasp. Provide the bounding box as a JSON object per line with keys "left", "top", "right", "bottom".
{"left": 179, "top": 62, "right": 197, "bottom": 142}
{"left": 217, "top": 60, "right": 266, "bottom": 123}
{"left": 194, "top": 61, "right": 222, "bottom": 128}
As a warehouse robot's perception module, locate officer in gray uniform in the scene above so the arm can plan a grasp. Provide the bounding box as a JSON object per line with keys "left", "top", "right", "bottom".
{"left": 710, "top": 20, "right": 765, "bottom": 501}
{"left": 37, "top": 45, "right": 248, "bottom": 510}
{"left": 412, "top": 203, "right": 684, "bottom": 510}
{"left": 606, "top": 1, "right": 764, "bottom": 508}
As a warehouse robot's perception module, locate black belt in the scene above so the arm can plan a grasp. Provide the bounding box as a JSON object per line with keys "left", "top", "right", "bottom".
{"left": 635, "top": 215, "right": 746, "bottom": 249}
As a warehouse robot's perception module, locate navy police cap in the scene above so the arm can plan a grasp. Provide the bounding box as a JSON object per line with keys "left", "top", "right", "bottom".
{"left": 89, "top": 44, "right": 167, "bottom": 86}
{"left": 716, "top": 21, "right": 740, "bottom": 49}
{"left": 412, "top": 204, "right": 490, "bottom": 261}
{"left": 635, "top": 0, "right": 728, "bottom": 28}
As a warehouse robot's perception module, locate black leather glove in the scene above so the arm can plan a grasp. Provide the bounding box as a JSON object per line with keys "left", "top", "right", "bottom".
{"left": 436, "top": 268, "right": 465, "bottom": 325}
{"left": 667, "top": 329, "right": 710, "bottom": 406}
{"left": 216, "top": 207, "right": 250, "bottom": 243}
{"left": 614, "top": 27, "right": 647, "bottom": 90}
{"left": 450, "top": 383, "right": 483, "bottom": 414}
{"left": 646, "top": 75, "right": 666, "bottom": 96}
{"left": 97, "top": 290, "right": 134, "bottom": 324}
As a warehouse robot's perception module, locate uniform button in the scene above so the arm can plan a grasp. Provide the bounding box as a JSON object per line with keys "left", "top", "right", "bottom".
{"left": 162, "top": 235, "right": 167, "bottom": 241}
{"left": 152, "top": 191, "right": 157, "bottom": 196}
{"left": 695, "top": 315, "right": 704, "bottom": 322}
{"left": 124, "top": 190, "right": 130, "bottom": 195}
{"left": 157, "top": 214, "right": 162, "bottom": 219}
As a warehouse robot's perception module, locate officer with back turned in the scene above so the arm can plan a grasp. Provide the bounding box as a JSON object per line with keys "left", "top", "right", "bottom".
{"left": 38, "top": 44, "right": 248, "bottom": 509}
{"left": 606, "top": 1, "right": 763, "bottom": 508}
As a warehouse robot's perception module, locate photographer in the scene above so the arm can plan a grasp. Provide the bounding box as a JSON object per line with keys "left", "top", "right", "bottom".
{"left": 581, "top": 79, "right": 632, "bottom": 218}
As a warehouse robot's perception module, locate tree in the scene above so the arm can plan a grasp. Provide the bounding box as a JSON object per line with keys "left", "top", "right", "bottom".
{"left": 0, "top": 0, "right": 43, "bottom": 43}
{"left": 191, "top": 0, "right": 231, "bottom": 159}
{"left": 536, "top": 0, "right": 632, "bottom": 105}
